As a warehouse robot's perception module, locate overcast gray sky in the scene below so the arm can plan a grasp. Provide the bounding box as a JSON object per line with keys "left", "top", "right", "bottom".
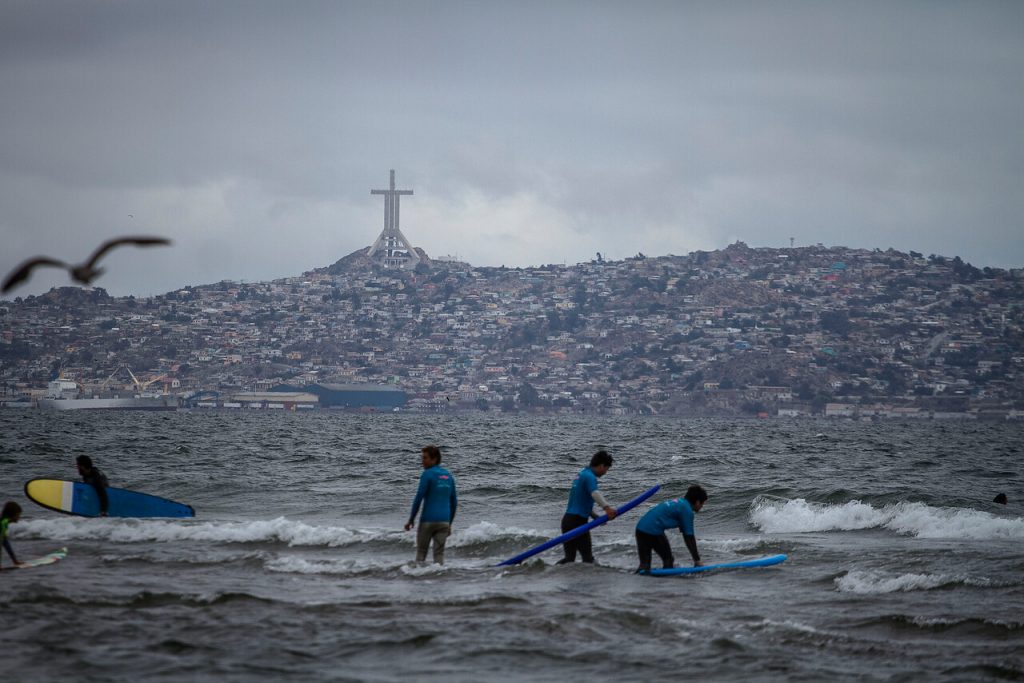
{"left": 2, "top": 1, "right": 1022, "bottom": 297}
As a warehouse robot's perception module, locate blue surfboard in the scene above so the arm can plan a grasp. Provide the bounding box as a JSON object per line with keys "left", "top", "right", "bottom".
{"left": 641, "top": 553, "right": 787, "bottom": 576}
{"left": 497, "top": 484, "right": 661, "bottom": 566}
{"left": 24, "top": 479, "right": 195, "bottom": 518}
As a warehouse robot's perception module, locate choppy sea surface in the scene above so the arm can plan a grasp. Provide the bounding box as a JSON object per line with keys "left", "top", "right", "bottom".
{"left": 1, "top": 410, "right": 1022, "bottom": 682}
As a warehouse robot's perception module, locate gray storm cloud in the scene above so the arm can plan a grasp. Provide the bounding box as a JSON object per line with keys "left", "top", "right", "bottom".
{"left": 2, "top": 1, "right": 1022, "bottom": 297}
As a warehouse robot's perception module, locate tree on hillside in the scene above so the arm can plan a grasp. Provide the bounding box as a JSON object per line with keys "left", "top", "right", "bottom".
{"left": 819, "top": 311, "right": 852, "bottom": 336}
{"left": 517, "top": 382, "right": 542, "bottom": 407}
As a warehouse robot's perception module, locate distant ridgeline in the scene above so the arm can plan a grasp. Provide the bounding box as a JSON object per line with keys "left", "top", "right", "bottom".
{"left": 2, "top": 242, "right": 1022, "bottom": 418}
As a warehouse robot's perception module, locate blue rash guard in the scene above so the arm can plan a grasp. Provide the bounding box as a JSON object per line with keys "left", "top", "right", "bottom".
{"left": 409, "top": 465, "right": 458, "bottom": 524}
{"left": 636, "top": 497, "right": 696, "bottom": 536}
{"left": 565, "top": 467, "right": 600, "bottom": 518}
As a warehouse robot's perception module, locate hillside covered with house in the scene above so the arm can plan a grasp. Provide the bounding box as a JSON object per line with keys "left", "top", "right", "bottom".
{"left": 2, "top": 242, "right": 1023, "bottom": 419}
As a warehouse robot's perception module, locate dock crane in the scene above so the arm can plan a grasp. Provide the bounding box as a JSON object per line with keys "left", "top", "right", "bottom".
{"left": 98, "top": 364, "right": 167, "bottom": 396}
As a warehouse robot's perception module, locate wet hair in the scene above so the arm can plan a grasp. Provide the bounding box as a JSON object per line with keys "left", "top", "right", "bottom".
{"left": 590, "top": 450, "right": 613, "bottom": 468}
{"left": 2, "top": 501, "right": 22, "bottom": 520}
{"left": 685, "top": 485, "right": 709, "bottom": 505}
{"left": 422, "top": 445, "right": 442, "bottom": 464}
{"left": 993, "top": 493, "right": 1008, "bottom": 505}
{"left": 76, "top": 455, "right": 94, "bottom": 469}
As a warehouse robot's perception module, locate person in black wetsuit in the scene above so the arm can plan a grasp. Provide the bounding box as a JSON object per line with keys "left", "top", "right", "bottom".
{"left": 993, "top": 493, "right": 1008, "bottom": 505}
{"left": 76, "top": 455, "right": 110, "bottom": 517}
{"left": 1, "top": 501, "right": 22, "bottom": 570}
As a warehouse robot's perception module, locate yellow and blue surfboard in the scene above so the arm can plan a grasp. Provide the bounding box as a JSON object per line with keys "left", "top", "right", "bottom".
{"left": 24, "top": 479, "right": 195, "bottom": 518}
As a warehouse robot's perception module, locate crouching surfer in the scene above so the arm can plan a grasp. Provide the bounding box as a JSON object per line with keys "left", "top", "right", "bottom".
{"left": 635, "top": 485, "right": 708, "bottom": 572}
{"left": 557, "top": 450, "right": 617, "bottom": 564}
{"left": 404, "top": 445, "right": 458, "bottom": 564}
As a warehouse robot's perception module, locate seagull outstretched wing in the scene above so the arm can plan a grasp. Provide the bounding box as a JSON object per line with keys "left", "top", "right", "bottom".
{"left": 2, "top": 257, "right": 68, "bottom": 293}
{"left": 84, "top": 236, "right": 172, "bottom": 269}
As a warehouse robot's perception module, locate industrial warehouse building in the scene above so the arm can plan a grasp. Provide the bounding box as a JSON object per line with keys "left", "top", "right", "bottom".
{"left": 271, "top": 383, "right": 407, "bottom": 410}
{"left": 222, "top": 391, "right": 319, "bottom": 410}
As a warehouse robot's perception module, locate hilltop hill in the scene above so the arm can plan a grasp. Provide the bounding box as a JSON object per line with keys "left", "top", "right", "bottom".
{"left": 319, "top": 246, "right": 432, "bottom": 276}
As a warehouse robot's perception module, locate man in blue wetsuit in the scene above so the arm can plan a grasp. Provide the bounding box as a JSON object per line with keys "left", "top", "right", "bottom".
{"left": 557, "top": 450, "right": 617, "bottom": 564}
{"left": 404, "top": 445, "right": 458, "bottom": 564}
{"left": 635, "top": 485, "right": 708, "bottom": 572}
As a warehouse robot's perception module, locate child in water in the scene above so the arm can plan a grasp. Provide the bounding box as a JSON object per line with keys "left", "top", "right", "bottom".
{"left": 1, "top": 501, "right": 22, "bottom": 570}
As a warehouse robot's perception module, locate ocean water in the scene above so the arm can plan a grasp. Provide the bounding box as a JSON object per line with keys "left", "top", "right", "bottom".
{"left": 1, "top": 410, "right": 1022, "bottom": 682}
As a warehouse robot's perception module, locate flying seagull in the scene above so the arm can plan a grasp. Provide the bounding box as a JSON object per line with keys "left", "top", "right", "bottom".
{"left": 2, "top": 236, "right": 172, "bottom": 293}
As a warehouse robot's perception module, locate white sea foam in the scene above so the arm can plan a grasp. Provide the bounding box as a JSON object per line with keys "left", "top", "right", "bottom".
{"left": 706, "top": 537, "right": 772, "bottom": 552}
{"left": 447, "top": 520, "right": 547, "bottom": 546}
{"left": 834, "top": 569, "right": 991, "bottom": 594}
{"left": 20, "top": 517, "right": 393, "bottom": 547}
{"left": 758, "top": 618, "right": 829, "bottom": 635}
{"left": 264, "top": 556, "right": 398, "bottom": 575}
{"left": 910, "top": 616, "right": 961, "bottom": 627}
{"left": 750, "top": 497, "right": 1024, "bottom": 540}
{"left": 100, "top": 550, "right": 265, "bottom": 564}
{"left": 907, "top": 616, "right": 1024, "bottom": 630}
{"left": 666, "top": 615, "right": 703, "bottom": 639}
{"left": 264, "top": 549, "right": 494, "bottom": 576}
{"left": 594, "top": 533, "right": 641, "bottom": 549}
{"left": 19, "top": 516, "right": 552, "bottom": 550}
{"left": 750, "top": 498, "right": 887, "bottom": 532}
{"left": 399, "top": 562, "right": 451, "bottom": 576}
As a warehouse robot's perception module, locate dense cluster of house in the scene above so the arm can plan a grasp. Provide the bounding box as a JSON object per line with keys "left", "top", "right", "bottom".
{"left": 2, "top": 241, "right": 1023, "bottom": 418}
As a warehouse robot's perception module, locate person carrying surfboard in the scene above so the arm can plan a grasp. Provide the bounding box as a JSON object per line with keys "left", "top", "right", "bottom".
{"left": 76, "top": 455, "right": 109, "bottom": 517}
{"left": 557, "top": 450, "right": 617, "bottom": 565}
{"left": 634, "top": 485, "right": 708, "bottom": 572}
{"left": 404, "top": 445, "right": 458, "bottom": 564}
{"left": 1, "top": 501, "right": 22, "bottom": 570}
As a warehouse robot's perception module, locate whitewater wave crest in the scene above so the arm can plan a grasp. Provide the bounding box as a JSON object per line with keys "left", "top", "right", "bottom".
{"left": 19, "top": 517, "right": 553, "bottom": 549}
{"left": 20, "top": 516, "right": 381, "bottom": 546}
{"left": 750, "top": 497, "right": 1024, "bottom": 540}
{"left": 835, "top": 570, "right": 995, "bottom": 594}
{"left": 446, "top": 521, "right": 548, "bottom": 547}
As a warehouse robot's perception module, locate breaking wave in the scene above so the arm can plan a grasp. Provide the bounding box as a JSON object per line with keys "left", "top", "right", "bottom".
{"left": 834, "top": 570, "right": 1000, "bottom": 594}
{"left": 18, "top": 517, "right": 550, "bottom": 549}
{"left": 750, "top": 497, "right": 1024, "bottom": 540}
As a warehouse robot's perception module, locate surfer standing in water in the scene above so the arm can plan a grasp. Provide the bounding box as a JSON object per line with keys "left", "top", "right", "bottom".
{"left": 405, "top": 445, "right": 458, "bottom": 564}
{"left": 1, "top": 501, "right": 22, "bottom": 570}
{"left": 76, "top": 455, "right": 110, "bottom": 517}
{"left": 557, "top": 450, "right": 617, "bottom": 564}
{"left": 634, "top": 485, "right": 708, "bottom": 572}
